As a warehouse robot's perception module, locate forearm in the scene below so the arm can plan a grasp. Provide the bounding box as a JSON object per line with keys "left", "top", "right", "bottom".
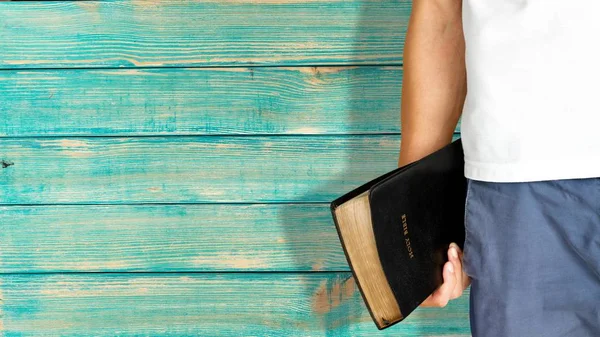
{"left": 398, "top": 0, "right": 467, "bottom": 167}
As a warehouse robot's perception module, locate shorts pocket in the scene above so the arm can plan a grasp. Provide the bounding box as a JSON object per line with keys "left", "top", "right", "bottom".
{"left": 462, "top": 178, "right": 475, "bottom": 279}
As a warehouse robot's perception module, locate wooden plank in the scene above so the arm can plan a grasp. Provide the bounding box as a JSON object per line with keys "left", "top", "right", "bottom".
{"left": 0, "top": 0, "right": 409, "bottom": 69}
{"left": 0, "top": 273, "right": 471, "bottom": 336}
{"left": 0, "top": 204, "right": 349, "bottom": 273}
{"left": 0, "top": 67, "right": 403, "bottom": 136}
{"left": 0, "top": 136, "right": 402, "bottom": 204}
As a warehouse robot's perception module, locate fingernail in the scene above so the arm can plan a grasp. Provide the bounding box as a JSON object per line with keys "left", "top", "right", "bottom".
{"left": 450, "top": 247, "right": 458, "bottom": 259}
{"left": 448, "top": 263, "right": 454, "bottom": 273}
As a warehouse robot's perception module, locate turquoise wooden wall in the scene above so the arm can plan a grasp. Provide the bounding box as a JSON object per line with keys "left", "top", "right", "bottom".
{"left": 0, "top": 1, "right": 469, "bottom": 336}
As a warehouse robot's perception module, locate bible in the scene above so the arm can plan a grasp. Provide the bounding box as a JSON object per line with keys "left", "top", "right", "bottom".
{"left": 330, "top": 138, "right": 467, "bottom": 330}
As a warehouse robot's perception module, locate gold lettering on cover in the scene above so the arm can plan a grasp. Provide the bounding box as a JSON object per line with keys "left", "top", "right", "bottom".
{"left": 401, "top": 214, "right": 415, "bottom": 259}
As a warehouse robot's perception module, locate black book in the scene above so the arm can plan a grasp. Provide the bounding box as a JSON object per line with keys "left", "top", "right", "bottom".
{"left": 330, "top": 138, "right": 467, "bottom": 330}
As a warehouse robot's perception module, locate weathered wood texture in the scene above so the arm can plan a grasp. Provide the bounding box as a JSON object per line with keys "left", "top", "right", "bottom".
{"left": 0, "top": 204, "right": 347, "bottom": 273}
{"left": 0, "top": 136, "right": 403, "bottom": 204}
{"left": 0, "top": 273, "right": 470, "bottom": 336}
{"left": 0, "top": 67, "right": 403, "bottom": 136}
{"left": 0, "top": 0, "right": 409, "bottom": 68}
{"left": 0, "top": 0, "right": 471, "bottom": 335}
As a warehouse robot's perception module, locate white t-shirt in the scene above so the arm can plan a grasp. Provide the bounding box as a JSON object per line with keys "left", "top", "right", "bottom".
{"left": 461, "top": 0, "right": 600, "bottom": 182}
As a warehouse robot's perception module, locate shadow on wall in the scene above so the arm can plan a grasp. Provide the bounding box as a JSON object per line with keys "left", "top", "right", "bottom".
{"left": 277, "top": 1, "right": 407, "bottom": 335}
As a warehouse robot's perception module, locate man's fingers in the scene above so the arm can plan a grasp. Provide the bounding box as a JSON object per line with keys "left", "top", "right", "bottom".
{"left": 420, "top": 261, "right": 457, "bottom": 307}
{"left": 450, "top": 243, "right": 472, "bottom": 294}
{"left": 419, "top": 242, "right": 472, "bottom": 308}
{"left": 448, "top": 243, "right": 464, "bottom": 299}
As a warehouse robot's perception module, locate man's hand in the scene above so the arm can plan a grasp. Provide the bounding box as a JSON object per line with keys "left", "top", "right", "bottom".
{"left": 399, "top": 0, "right": 468, "bottom": 308}
{"left": 420, "top": 242, "right": 471, "bottom": 307}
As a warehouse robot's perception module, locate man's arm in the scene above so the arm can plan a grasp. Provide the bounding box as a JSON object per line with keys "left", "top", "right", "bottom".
{"left": 398, "top": 0, "right": 466, "bottom": 167}
{"left": 399, "top": 0, "right": 471, "bottom": 308}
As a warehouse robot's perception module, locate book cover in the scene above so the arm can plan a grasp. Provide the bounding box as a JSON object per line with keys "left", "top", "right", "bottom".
{"left": 330, "top": 139, "right": 467, "bottom": 329}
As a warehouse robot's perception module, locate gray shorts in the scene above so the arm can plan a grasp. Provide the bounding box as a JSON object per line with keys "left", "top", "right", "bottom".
{"left": 462, "top": 177, "right": 600, "bottom": 337}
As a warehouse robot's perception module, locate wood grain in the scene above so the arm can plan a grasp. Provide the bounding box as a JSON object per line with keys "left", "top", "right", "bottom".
{"left": 0, "top": 67, "right": 403, "bottom": 136}
{"left": 0, "top": 0, "right": 474, "bottom": 335}
{"left": 0, "top": 0, "right": 409, "bottom": 69}
{"left": 0, "top": 273, "right": 471, "bottom": 336}
{"left": 0, "top": 204, "right": 348, "bottom": 273}
{"left": 0, "top": 136, "right": 403, "bottom": 204}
